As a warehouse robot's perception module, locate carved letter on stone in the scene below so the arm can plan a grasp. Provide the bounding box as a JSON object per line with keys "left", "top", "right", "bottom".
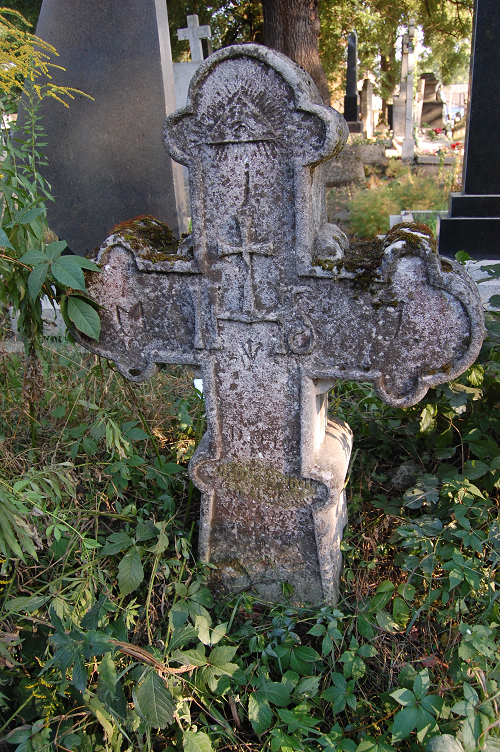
{"left": 75, "top": 45, "right": 484, "bottom": 605}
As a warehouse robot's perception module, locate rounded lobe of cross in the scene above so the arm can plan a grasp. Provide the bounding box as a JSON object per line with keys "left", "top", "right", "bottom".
{"left": 163, "top": 44, "right": 348, "bottom": 170}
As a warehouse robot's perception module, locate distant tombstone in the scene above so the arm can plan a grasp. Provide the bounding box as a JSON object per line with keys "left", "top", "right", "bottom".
{"left": 360, "top": 79, "right": 374, "bottom": 139}
{"left": 76, "top": 45, "right": 484, "bottom": 605}
{"left": 419, "top": 73, "right": 445, "bottom": 129}
{"left": 392, "top": 32, "right": 409, "bottom": 138}
{"left": 401, "top": 19, "right": 416, "bottom": 160}
{"left": 33, "top": 0, "right": 188, "bottom": 256}
{"left": 173, "top": 14, "right": 212, "bottom": 109}
{"left": 344, "top": 32, "right": 362, "bottom": 133}
{"left": 438, "top": 0, "right": 500, "bottom": 260}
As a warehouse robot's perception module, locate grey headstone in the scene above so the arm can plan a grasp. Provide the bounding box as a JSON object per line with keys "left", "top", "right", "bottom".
{"left": 33, "top": 0, "right": 188, "bottom": 256}
{"left": 360, "top": 79, "right": 374, "bottom": 139}
{"left": 75, "top": 44, "right": 484, "bottom": 605}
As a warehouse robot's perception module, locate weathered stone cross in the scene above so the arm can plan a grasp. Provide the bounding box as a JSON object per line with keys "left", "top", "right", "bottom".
{"left": 77, "top": 45, "right": 484, "bottom": 605}
{"left": 177, "top": 14, "right": 211, "bottom": 63}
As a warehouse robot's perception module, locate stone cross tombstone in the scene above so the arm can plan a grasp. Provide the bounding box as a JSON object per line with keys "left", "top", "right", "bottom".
{"left": 76, "top": 45, "right": 484, "bottom": 605}
{"left": 344, "top": 33, "right": 362, "bottom": 133}
{"left": 174, "top": 14, "right": 213, "bottom": 109}
{"left": 32, "top": 0, "right": 188, "bottom": 256}
{"left": 177, "top": 15, "right": 212, "bottom": 63}
{"left": 360, "top": 79, "right": 374, "bottom": 139}
{"left": 438, "top": 0, "right": 500, "bottom": 260}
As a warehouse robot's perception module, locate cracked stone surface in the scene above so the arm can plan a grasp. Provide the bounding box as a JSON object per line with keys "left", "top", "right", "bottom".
{"left": 76, "top": 44, "right": 484, "bottom": 605}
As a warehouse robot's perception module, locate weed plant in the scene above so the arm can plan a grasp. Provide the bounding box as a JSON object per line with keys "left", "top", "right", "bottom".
{"left": 348, "top": 164, "right": 449, "bottom": 238}
{"left": 0, "top": 289, "right": 498, "bottom": 752}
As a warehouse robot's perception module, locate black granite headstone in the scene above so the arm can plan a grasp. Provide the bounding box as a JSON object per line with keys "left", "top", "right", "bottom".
{"left": 33, "top": 0, "right": 187, "bottom": 256}
{"left": 438, "top": 0, "right": 500, "bottom": 259}
{"left": 420, "top": 73, "right": 445, "bottom": 129}
{"left": 344, "top": 32, "right": 362, "bottom": 133}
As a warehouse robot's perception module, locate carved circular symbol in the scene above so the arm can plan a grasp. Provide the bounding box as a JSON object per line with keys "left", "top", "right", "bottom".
{"left": 288, "top": 323, "right": 315, "bottom": 355}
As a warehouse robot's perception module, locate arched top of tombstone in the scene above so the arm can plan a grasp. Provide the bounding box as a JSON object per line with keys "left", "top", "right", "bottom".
{"left": 164, "top": 43, "right": 348, "bottom": 169}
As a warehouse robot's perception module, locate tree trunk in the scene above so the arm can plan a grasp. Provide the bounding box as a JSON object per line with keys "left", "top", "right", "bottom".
{"left": 262, "top": 0, "right": 330, "bottom": 104}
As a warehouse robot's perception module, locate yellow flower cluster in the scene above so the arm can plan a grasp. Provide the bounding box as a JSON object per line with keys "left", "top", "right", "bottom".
{"left": 0, "top": 8, "right": 89, "bottom": 105}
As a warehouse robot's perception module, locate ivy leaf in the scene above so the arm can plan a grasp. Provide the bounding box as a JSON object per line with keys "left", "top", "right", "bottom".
{"left": 28, "top": 263, "right": 49, "bottom": 299}
{"left": 133, "top": 668, "right": 174, "bottom": 728}
{"left": 118, "top": 546, "right": 143, "bottom": 596}
{"left": 67, "top": 296, "right": 101, "bottom": 340}
{"left": 183, "top": 730, "right": 214, "bottom": 752}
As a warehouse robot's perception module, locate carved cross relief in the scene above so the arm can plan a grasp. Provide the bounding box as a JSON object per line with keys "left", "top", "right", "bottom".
{"left": 77, "top": 45, "right": 484, "bottom": 605}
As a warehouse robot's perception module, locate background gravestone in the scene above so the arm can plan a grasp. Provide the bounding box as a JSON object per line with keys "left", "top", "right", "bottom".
{"left": 344, "top": 32, "right": 362, "bottom": 133}
{"left": 173, "top": 14, "right": 212, "bottom": 109}
{"left": 33, "top": 0, "right": 188, "bottom": 256}
{"left": 419, "top": 73, "right": 445, "bottom": 129}
{"left": 360, "top": 79, "right": 374, "bottom": 139}
{"left": 438, "top": 0, "right": 500, "bottom": 260}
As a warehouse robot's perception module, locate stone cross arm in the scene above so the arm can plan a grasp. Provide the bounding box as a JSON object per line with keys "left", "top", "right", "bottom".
{"left": 76, "top": 45, "right": 484, "bottom": 606}
{"left": 177, "top": 14, "right": 211, "bottom": 63}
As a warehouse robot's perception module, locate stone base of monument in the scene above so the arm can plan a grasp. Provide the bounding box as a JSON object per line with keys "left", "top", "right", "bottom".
{"left": 438, "top": 193, "right": 500, "bottom": 260}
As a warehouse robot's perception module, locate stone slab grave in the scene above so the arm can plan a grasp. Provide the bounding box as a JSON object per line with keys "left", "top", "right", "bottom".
{"left": 75, "top": 45, "right": 484, "bottom": 605}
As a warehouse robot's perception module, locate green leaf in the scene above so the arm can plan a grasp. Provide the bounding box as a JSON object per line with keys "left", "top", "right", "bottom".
{"left": 133, "top": 668, "right": 174, "bottom": 728}
{"left": 81, "top": 596, "right": 108, "bottom": 630}
{"left": 413, "top": 669, "right": 430, "bottom": 700}
{"left": 392, "top": 706, "right": 419, "bottom": 742}
{"left": 72, "top": 256, "right": 101, "bottom": 272}
{"left": 67, "top": 295, "right": 101, "bottom": 340}
{"left": 97, "top": 651, "right": 116, "bottom": 695}
{"left": 17, "top": 206, "right": 45, "bottom": 225}
{"left": 51, "top": 257, "right": 87, "bottom": 291}
{"left": 426, "top": 735, "right": 465, "bottom": 752}
{"left": 376, "top": 611, "right": 401, "bottom": 632}
{"left": 183, "top": 730, "right": 214, "bottom": 752}
{"left": 259, "top": 681, "right": 291, "bottom": 707}
{"left": 19, "top": 249, "right": 48, "bottom": 265}
{"left": 294, "top": 675, "right": 320, "bottom": 698}
{"left": 248, "top": 693, "right": 273, "bottom": 735}
{"left": 100, "top": 532, "right": 133, "bottom": 557}
{"left": 72, "top": 652, "right": 87, "bottom": 693}
{"left": 28, "top": 263, "right": 49, "bottom": 299}
{"left": 391, "top": 688, "right": 416, "bottom": 707}
{"left": 118, "top": 546, "right": 143, "bottom": 596}
{"left": 209, "top": 645, "right": 237, "bottom": 667}
{"left": 0, "top": 226, "right": 14, "bottom": 250}
{"left": 171, "top": 648, "right": 208, "bottom": 667}
{"left": 5, "top": 595, "right": 50, "bottom": 613}
{"left": 463, "top": 460, "right": 490, "bottom": 480}
{"left": 45, "top": 240, "right": 68, "bottom": 260}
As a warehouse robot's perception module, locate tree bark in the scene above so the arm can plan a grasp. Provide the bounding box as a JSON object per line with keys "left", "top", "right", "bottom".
{"left": 262, "top": 0, "right": 330, "bottom": 104}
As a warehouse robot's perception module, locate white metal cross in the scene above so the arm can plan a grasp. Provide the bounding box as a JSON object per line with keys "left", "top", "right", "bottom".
{"left": 177, "top": 15, "right": 211, "bottom": 63}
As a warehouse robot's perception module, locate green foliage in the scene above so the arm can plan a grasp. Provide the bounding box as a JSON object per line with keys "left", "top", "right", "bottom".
{"left": 349, "top": 168, "right": 449, "bottom": 237}
{"left": 0, "top": 268, "right": 500, "bottom": 751}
